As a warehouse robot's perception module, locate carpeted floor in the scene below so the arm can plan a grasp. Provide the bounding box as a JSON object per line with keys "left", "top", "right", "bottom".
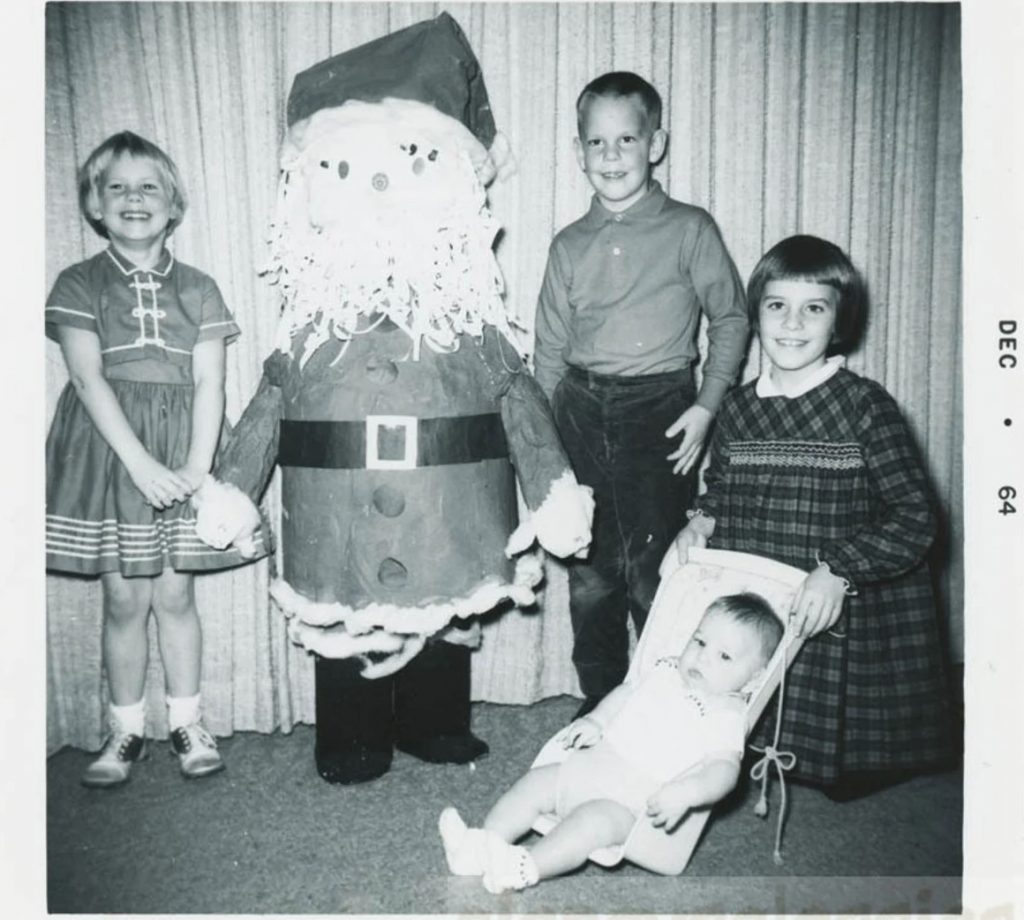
{"left": 47, "top": 696, "right": 962, "bottom": 914}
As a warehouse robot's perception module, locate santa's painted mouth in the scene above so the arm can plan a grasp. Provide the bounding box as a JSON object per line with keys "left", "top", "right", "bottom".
{"left": 686, "top": 667, "right": 703, "bottom": 682}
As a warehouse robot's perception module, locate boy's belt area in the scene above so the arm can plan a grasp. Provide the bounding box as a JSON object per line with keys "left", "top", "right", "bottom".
{"left": 279, "top": 414, "right": 508, "bottom": 471}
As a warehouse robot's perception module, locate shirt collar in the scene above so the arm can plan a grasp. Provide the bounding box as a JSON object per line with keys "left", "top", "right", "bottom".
{"left": 584, "top": 180, "right": 667, "bottom": 227}
{"left": 105, "top": 246, "right": 175, "bottom": 277}
{"left": 755, "top": 355, "right": 846, "bottom": 399}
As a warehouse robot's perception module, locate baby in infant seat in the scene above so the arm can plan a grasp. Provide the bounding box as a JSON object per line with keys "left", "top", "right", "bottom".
{"left": 439, "top": 591, "right": 783, "bottom": 892}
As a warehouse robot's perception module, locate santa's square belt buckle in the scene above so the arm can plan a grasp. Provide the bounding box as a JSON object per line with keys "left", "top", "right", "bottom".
{"left": 365, "top": 415, "right": 418, "bottom": 470}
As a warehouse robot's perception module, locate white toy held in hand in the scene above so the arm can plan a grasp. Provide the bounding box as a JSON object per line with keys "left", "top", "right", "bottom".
{"left": 193, "top": 476, "right": 262, "bottom": 558}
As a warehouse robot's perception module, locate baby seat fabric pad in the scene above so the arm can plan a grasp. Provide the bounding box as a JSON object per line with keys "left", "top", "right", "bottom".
{"left": 531, "top": 547, "right": 807, "bottom": 876}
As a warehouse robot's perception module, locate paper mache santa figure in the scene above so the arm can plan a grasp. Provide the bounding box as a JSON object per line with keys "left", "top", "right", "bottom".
{"left": 194, "top": 13, "right": 593, "bottom": 784}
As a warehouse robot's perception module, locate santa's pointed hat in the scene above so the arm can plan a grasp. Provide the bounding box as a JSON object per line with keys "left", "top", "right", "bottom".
{"left": 287, "top": 13, "right": 505, "bottom": 161}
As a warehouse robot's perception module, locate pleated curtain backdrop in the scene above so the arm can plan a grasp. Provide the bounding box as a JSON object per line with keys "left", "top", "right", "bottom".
{"left": 44, "top": 2, "right": 963, "bottom": 753}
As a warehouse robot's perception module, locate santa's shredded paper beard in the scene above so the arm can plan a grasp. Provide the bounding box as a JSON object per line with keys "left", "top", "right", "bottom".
{"left": 263, "top": 174, "right": 515, "bottom": 365}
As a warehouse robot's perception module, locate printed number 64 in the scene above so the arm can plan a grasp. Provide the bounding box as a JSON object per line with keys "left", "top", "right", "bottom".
{"left": 998, "top": 485, "right": 1017, "bottom": 516}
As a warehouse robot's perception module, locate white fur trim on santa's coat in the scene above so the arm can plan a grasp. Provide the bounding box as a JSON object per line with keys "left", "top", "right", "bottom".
{"left": 504, "top": 471, "right": 594, "bottom": 560}
{"left": 270, "top": 549, "right": 544, "bottom": 640}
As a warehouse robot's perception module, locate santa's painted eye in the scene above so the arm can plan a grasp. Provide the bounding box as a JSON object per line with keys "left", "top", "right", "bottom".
{"left": 337, "top": 161, "right": 350, "bottom": 179}
{"left": 319, "top": 160, "right": 329, "bottom": 169}
{"left": 408, "top": 143, "right": 418, "bottom": 155}
{"left": 428, "top": 149, "right": 439, "bottom": 162}
{"left": 412, "top": 157, "right": 425, "bottom": 176}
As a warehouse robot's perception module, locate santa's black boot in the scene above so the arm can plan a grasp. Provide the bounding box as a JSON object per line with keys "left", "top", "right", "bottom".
{"left": 314, "top": 656, "right": 394, "bottom": 784}
{"left": 394, "top": 641, "right": 488, "bottom": 764}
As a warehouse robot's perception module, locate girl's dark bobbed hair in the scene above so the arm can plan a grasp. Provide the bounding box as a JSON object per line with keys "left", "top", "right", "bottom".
{"left": 746, "top": 234, "right": 867, "bottom": 352}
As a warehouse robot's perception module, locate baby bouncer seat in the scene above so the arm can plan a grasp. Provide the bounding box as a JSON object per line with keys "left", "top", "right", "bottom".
{"left": 531, "top": 547, "right": 807, "bottom": 876}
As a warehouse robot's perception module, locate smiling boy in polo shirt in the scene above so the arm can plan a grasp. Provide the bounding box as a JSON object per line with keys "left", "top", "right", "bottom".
{"left": 533, "top": 71, "right": 749, "bottom": 716}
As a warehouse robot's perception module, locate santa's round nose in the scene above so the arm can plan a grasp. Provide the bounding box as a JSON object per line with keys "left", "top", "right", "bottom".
{"left": 372, "top": 172, "right": 389, "bottom": 191}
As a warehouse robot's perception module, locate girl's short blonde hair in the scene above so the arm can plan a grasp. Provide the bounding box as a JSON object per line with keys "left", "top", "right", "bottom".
{"left": 78, "top": 131, "right": 187, "bottom": 239}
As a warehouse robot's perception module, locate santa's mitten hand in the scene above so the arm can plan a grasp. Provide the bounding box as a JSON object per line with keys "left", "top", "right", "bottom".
{"left": 533, "top": 475, "right": 594, "bottom": 559}
{"left": 192, "top": 475, "right": 261, "bottom": 554}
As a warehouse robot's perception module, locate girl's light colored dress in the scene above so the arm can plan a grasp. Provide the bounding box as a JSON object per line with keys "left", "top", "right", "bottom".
{"left": 45, "top": 247, "right": 267, "bottom": 577}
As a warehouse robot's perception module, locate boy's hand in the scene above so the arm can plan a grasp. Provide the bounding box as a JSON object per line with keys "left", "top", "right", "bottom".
{"left": 127, "top": 455, "right": 191, "bottom": 509}
{"left": 558, "top": 716, "right": 602, "bottom": 749}
{"left": 646, "top": 781, "right": 695, "bottom": 831}
{"left": 658, "top": 515, "right": 714, "bottom": 577}
{"left": 790, "top": 564, "right": 847, "bottom": 637}
{"left": 665, "top": 405, "right": 713, "bottom": 475}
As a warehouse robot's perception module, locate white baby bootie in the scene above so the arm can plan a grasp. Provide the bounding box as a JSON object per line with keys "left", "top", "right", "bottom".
{"left": 439, "top": 807, "right": 491, "bottom": 876}
{"left": 481, "top": 836, "right": 540, "bottom": 894}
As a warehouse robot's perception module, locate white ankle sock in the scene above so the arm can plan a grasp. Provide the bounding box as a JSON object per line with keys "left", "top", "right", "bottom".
{"left": 439, "top": 807, "right": 490, "bottom": 876}
{"left": 109, "top": 699, "right": 146, "bottom": 736}
{"left": 166, "top": 693, "right": 201, "bottom": 731}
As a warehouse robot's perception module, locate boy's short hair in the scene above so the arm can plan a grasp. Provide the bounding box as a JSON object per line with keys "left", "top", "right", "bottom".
{"left": 706, "top": 592, "right": 784, "bottom": 665}
{"left": 746, "top": 234, "right": 867, "bottom": 353}
{"left": 576, "top": 71, "right": 662, "bottom": 135}
{"left": 78, "top": 131, "right": 187, "bottom": 239}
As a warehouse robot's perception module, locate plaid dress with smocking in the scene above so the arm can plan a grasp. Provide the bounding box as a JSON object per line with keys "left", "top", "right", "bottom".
{"left": 695, "top": 369, "right": 954, "bottom": 784}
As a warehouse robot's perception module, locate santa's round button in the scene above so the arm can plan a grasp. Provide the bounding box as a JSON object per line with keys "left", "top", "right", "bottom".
{"left": 377, "top": 557, "right": 408, "bottom": 587}
{"left": 372, "top": 486, "right": 405, "bottom": 517}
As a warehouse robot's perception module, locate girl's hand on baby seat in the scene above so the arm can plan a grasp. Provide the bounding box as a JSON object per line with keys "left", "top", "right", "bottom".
{"left": 790, "top": 564, "right": 847, "bottom": 637}
{"left": 646, "top": 782, "right": 693, "bottom": 832}
{"left": 127, "top": 455, "right": 191, "bottom": 509}
{"left": 665, "top": 405, "right": 713, "bottom": 475}
{"left": 658, "top": 515, "right": 714, "bottom": 578}
{"left": 558, "top": 716, "right": 602, "bottom": 749}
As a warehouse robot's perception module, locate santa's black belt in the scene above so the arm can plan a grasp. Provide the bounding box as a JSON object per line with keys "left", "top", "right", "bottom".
{"left": 278, "top": 414, "right": 509, "bottom": 470}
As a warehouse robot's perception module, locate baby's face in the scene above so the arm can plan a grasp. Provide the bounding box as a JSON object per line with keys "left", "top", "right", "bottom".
{"left": 678, "top": 610, "right": 765, "bottom": 695}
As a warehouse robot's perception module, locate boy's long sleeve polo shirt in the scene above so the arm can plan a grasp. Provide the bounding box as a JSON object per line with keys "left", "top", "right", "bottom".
{"left": 532, "top": 182, "right": 748, "bottom": 412}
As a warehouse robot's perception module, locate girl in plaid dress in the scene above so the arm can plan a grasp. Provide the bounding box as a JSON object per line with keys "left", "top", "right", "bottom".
{"left": 663, "top": 235, "right": 954, "bottom": 799}
{"left": 46, "top": 132, "right": 266, "bottom": 787}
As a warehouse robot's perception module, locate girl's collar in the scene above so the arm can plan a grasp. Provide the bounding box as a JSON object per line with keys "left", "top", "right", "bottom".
{"left": 105, "top": 246, "right": 175, "bottom": 277}
{"left": 756, "top": 355, "right": 846, "bottom": 399}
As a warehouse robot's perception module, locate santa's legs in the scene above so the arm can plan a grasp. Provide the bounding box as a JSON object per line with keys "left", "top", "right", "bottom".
{"left": 395, "top": 641, "right": 489, "bottom": 764}
{"left": 314, "top": 656, "right": 393, "bottom": 784}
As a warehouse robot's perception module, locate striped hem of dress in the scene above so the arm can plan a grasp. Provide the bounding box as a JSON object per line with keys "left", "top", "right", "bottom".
{"left": 46, "top": 513, "right": 266, "bottom": 575}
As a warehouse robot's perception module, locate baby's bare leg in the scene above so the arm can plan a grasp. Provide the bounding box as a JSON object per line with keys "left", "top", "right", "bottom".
{"left": 483, "top": 764, "right": 560, "bottom": 842}
{"left": 529, "top": 798, "right": 635, "bottom": 879}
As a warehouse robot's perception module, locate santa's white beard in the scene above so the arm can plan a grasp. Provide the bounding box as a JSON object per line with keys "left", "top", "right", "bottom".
{"left": 264, "top": 207, "right": 512, "bottom": 365}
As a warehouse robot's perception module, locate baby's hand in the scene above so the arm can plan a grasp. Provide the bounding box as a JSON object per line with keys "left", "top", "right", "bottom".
{"left": 558, "top": 716, "right": 602, "bottom": 750}
{"left": 128, "top": 455, "right": 191, "bottom": 509}
{"left": 645, "top": 781, "right": 693, "bottom": 831}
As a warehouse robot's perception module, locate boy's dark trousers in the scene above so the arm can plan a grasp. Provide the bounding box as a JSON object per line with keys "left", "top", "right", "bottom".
{"left": 552, "top": 366, "right": 697, "bottom": 707}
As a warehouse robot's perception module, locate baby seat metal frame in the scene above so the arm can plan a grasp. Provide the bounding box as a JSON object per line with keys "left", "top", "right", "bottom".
{"left": 531, "top": 547, "right": 807, "bottom": 876}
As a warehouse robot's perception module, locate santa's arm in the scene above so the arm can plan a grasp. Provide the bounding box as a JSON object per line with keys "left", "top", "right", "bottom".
{"left": 193, "top": 356, "right": 285, "bottom": 552}
{"left": 215, "top": 367, "right": 284, "bottom": 500}
{"left": 494, "top": 335, "right": 593, "bottom": 559}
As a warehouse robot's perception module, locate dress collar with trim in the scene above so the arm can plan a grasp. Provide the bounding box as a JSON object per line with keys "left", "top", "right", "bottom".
{"left": 583, "top": 180, "right": 668, "bottom": 228}
{"left": 105, "top": 246, "right": 175, "bottom": 277}
{"left": 755, "top": 354, "right": 846, "bottom": 399}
